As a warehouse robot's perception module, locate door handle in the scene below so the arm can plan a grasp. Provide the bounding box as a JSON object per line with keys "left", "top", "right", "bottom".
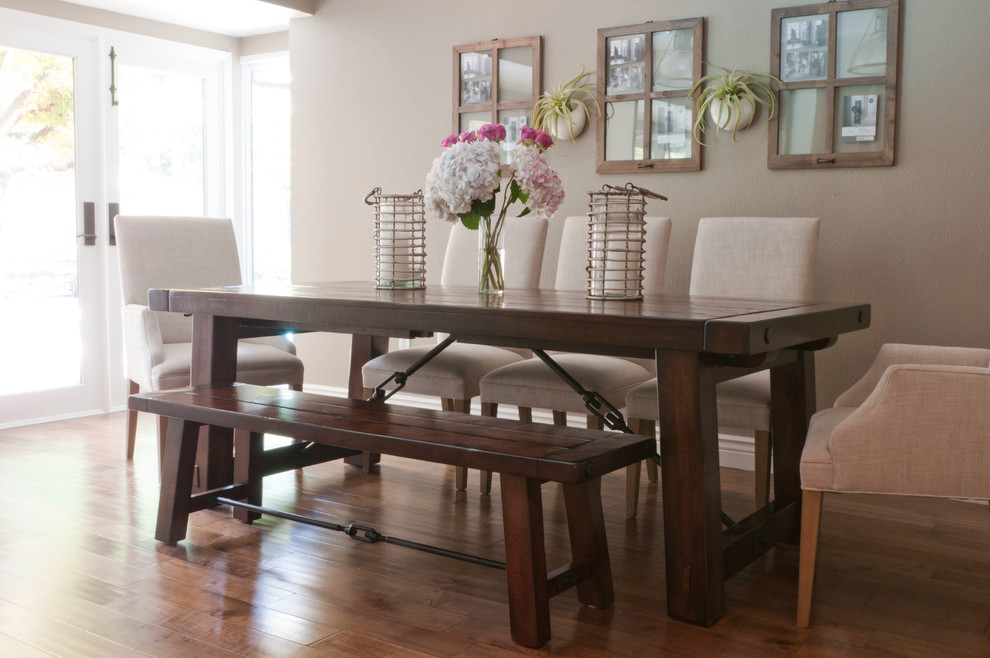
{"left": 76, "top": 202, "right": 96, "bottom": 246}
{"left": 109, "top": 202, "right": 119, "bottom": 245}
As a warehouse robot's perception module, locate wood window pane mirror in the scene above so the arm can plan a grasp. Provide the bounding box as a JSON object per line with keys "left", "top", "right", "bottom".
{"left": 596, "top": 18, "right": 705, "bottom": 174}
{"left": 453, "top": 37, "right": 542, "bottom": 164}
{"left": 769, "top": 0, "right": 900, "bottom": 169}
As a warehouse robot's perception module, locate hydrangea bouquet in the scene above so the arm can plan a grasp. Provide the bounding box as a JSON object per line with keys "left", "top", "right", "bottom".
{"left": 425, "top": 123, "right": 564, "bottom": 293}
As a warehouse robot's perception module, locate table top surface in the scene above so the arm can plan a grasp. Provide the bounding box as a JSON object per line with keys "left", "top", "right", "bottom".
{"left": 150, "top": 281, "right": 871, "bottom": 357}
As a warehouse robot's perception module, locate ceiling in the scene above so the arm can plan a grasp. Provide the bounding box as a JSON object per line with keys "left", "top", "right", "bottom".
{"left": 59, "top": 0, "right": 312, "bottom": 37}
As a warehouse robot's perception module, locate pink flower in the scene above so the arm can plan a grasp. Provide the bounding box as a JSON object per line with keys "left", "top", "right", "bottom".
{"left": 520, "top": 124, "right": 537, "bottom": 143}
{"left": 441, "top": 133, "right": 459, "bottom": 148}
{"left": 458, "top": 131, "right": 477, "bottom": 143}
{"left": 477, "top": 123, "right": 506, "bottom": 142}
{"left": 534, "top": 130, "right": 554, "bottom": 150}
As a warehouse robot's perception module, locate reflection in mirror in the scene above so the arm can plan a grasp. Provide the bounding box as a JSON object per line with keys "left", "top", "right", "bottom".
{"left": 780, "top": 14, "right": 829, "bottom": 82}
{"left": 498, "top": 108, "right": 530, "bottom": 164}
{"left": 651, "top": 98, "right": 691, "bottom": 160}
{"left": 605, "top": 100, "right": 644, "bottom": 161}
{"left": 607, "top": 34, "right": 645, "bottom": 94}
{"left": 653, "top": 29, "right": 694, "bottom": 92}
{"left": 460, "top": 51, "right": 492, "bottom": 105}
{"left": 778, "top": 88, "right": 826, "bottom": 155}
{"left": 460, "top": 111, "right": 490, "bottom": 134}
{"left": 835, "top": 84, "right": 884, "bottom": 153}
{"left": 838, "top": 8, "right": 887, "bottom": 78}
{"left": 498, "top": 46, "right": 533, "bottom": 104}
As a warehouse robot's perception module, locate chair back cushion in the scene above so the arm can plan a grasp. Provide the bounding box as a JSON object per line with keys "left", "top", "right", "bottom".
{"left": 554, "top": 215, "right": 671, "bottom": 293}
{"left": 689, "top": 217, "right": 819, "bottom": 301}
{"left": 440, "top": 216, "right": 549, "bottom": 289}
{"left": 115, "top": 216, "right": 243, "bottom": 344}
{"left": 834, "top": 343, "right": 990, "bottom": 408}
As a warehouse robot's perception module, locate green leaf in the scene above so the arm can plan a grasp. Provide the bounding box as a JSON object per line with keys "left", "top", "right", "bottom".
{"left": 517, "top": 207, "right": 532, "bottom": 218}
{"left": 472, "top": 195, "right": 497, "bottom": 218}
{"left": 458, "top": 212, "right": 480, "bottom": 230}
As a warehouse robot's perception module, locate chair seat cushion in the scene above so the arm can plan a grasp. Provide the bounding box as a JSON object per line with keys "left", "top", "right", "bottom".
{"left": 151, "top": 341, "right": 304, "bottom": 390}
{"left": 362, "top": 344, "right": 526, "bottom": 400}
{"left": 480, "top": 354, "right": 651, "bottom": 414}
{"left": 625, "top": 371, "right": 771, "bottom": 431}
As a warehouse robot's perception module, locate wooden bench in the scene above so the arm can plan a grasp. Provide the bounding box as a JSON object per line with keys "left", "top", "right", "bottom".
{"left": 129, "top": 383, "right": 656, "bottom": 648}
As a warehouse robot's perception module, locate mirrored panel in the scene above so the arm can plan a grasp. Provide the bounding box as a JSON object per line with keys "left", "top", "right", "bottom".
{"left": 652, "top": 29, "right": 694, "bottom": 92}
{"left": 498, "top": 108, "right": 530, "bottom": 164}
{"left": 498, "top": 46, "right": 533, "bottom": 103}
{"left": 607, "top": 34, "right": 645, "bottom": 94}
{"left": 459, "top": 111, "right": 490, "bottom": 134}
{"left": 460, "top": 51, "right": 492, "bottom": 105}
{"left": 780, "top": 13, "right": 828, "bottom": 82}
{"left": 834, "top": 84, "right": 884, "bottom": 153}
{"left": 605, "top": 100, "right": 645, "bottom": 161}
{"left": 838, "top": 8, "right": 888, "bottom": 78}
{"left": 778, "top": 88, "right": 826, "bottom": 155}
{"left": 651, "top": 97, "right": 691, "bottom": 159}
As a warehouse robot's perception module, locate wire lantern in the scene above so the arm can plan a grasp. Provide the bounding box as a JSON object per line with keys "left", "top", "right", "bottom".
{"left": 586, "top": 183, "right": 667, "bottom": 300}
{"left": 366, "top": 188, "right": 426, "bottom": 289}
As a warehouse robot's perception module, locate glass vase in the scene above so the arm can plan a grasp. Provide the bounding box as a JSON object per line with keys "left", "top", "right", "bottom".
{"left": 478, "top": 216, "right": 505, "bottom": 295}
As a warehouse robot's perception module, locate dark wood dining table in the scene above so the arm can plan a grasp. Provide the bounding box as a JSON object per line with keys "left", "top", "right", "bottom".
{"left": 148, "top": 281, "right": 870, "bottom": 626}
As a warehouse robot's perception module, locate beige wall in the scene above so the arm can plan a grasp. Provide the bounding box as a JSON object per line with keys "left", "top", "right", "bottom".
{"left": 290, "top": 0, "right": 990, "bottom": 408}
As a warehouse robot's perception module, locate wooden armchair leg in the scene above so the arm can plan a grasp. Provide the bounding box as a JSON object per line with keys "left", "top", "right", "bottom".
{"left": 797, "top": 489, "right": 824, "bottom": 628}
{"left": 126, "top": 380, "right": 140, "bottom": 459}
{"left": 754, "top": 429, "right": 771, "bottom": 509}
{"left": 518, "top": 406, "right": 533, "bottom": 423}
{"left": 552, "top": 410, "right": 567, "bottom": 426}
{"left": 477, "top": 402, "right": 499, "bottom": 494}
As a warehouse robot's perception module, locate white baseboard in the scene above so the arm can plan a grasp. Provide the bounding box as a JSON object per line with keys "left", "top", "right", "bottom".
{"left": 310, "top": 384, "right": 759, "bottom": 472}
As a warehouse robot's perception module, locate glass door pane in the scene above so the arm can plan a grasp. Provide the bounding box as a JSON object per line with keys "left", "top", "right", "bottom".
{"left": 118, "top": 64, "right": 205, "bottom": 215}
{"left": 0, "top": 46, "right": 80, "bottom": 393}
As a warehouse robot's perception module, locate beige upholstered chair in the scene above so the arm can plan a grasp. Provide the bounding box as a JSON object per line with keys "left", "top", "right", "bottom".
{"left": 625, "top": 217, "right": 819, "bottom": 517}
{"left": 798, "top": 343, "right": 990, "bottom": 627}
{"left": 477, "top": 216, "right": 671, "bottom": 491}
{"left": 115, "top": 215, "right": 304, "bottom": 469}
{"left": 361, "top": 217, "right": 549, "bottom": 489}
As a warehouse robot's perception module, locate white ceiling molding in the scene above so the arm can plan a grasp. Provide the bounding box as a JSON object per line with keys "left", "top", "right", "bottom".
{"left": 58, "top": 0, "right": 312, "bottom": 37}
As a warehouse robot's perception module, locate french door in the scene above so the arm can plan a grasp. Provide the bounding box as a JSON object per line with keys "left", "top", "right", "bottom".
{"left": 0, "top": 9, "right": 227, "bottom": 427}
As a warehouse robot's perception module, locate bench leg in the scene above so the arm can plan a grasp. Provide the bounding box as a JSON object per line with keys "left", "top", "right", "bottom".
{"left": 562, "top": 480, "right": 614, "bottom": 609}
{"left": 233, "top": 430, "right": 264, "bottom": 523}
{"left": 156, "top": 417, "right": 202, "bottom": 544}
{"left": 499, "top": 473, "right": 551, "bottom": 649}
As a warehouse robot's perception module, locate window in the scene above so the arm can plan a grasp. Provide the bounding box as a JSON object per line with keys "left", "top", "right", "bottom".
{"left": 243, "top": 54, "right": 291, "bottom": 283}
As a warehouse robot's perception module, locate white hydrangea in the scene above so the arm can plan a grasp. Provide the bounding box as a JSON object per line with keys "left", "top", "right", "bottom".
{"left": 424, "top": 139, "right": 502, "bottom": 222}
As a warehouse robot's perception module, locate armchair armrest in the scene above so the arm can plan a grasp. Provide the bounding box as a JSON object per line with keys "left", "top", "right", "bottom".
{"left": 834, "top": 343, "right": 990, "bottom": 408}
{"left": 827, "top": 364, "right": 990, "bottom": 498}
{"left": 243, "top": 334, "right": 297, "bottom": 355}
{"left": 122, "top": 304, "right": 165, "bottom": 389}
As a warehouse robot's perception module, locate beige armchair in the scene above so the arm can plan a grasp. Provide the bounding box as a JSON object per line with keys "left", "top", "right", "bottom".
{"left": 115, "top": 216, "right": 304, "bottom": 469}
{"left": 797, "top": 343, "right": 990, "bottom": 627}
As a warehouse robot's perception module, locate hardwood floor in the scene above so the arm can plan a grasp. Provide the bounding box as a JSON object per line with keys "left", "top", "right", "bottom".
{"left": 1, "top": 412, "right": 988, "bottom": 656}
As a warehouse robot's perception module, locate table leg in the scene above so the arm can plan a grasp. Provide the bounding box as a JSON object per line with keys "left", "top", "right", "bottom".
{"left": 770, "top": 351, "right": 816, "bottom": 509}
{"left": 191, "top": 314, "right": 239, "bottom": 491}
{"left": 345, "top": 334, "right": 389, "bottom": 470}
{"left": 656, "top": 349, "right": 725, "bottom": 625}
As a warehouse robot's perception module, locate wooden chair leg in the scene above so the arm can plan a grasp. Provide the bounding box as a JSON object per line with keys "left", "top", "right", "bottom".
{"left": 518, "top": 406, "right": 533, "bottom": 423}
{"left": 499, "top": 473, "right": 551, "bottom": 649}
{"left": 155, "top": 418, "right": 202, "bottom": 544}
{"left": 562, "top": 479, "right": 614, "bottom": 609}
{"left": 478, "top": 402, "right": 498, "bottom": 494}
{"left": 797, "top": 489, "right": 824, "bottom": 628}
{"left": 552, "top": 410, "right": 567, "bottom": 426}
{"left": 445, "top": 398, "right": 472, "bottom": 490}
{"left": 625, "top": 462, "right": 642, "bottom": 519}
{"left": 156, "top": 415, "right": 169, "bottom": 481}
{"left": 585, "top": 415, "right": 604, "bottom": 430}
{"left": 126, "top": 380, "right": 140, "bottom": 459}
{"left": 641, "top": 420, "right": 659, "bottom": 483}
{"left": 233, "top": 430, "right": 264, "bottom": 523}
{"left": 754, "top": 429, "right": 771, "bottom": 509}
